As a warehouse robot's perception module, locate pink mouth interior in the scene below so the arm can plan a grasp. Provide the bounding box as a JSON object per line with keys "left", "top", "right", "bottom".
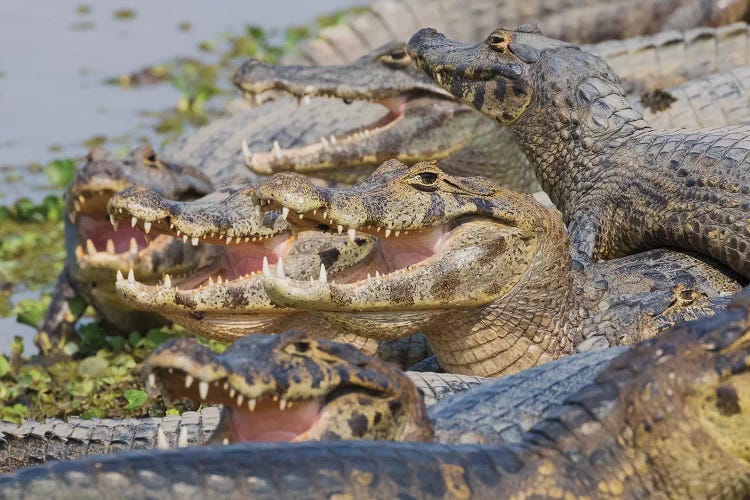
{"left": 78, "top": 215, "right": 150, "bottom": 253}
{"left": 176, "top": 233, "right": 292, "bottom": 289}
{"left": 225, "top": 398, "right": 323, "bottom": 442}
{"left": 335, "top": 96, "right": 407, "bottom": 142}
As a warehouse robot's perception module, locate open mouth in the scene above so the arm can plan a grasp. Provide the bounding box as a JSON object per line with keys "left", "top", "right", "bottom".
{"left": 71, "top": 189, "right": 160, "bottom": 264}
{"left": 147, "top": 366, "right": 326, "bottom": 443}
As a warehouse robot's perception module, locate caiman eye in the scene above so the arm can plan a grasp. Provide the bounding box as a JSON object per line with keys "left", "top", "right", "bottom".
{"left": 487, "top": 33, "right": 507, "bottom": 53}
{"left": 144, "top": 153, "right": 161, "bottom": 168}
{"left": 380, "top": 48, "right": 411, "bottom": 67}
{"left": 409, "top": 171, "right": 439, "bottom": 191}
{"left": 284, "top": 340, "right": 312, "bottom": 355}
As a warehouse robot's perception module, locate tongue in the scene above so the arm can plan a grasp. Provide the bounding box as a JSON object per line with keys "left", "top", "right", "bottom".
{"left": 227, "top": 397, "right": 322, "bottom": 442}
{"left": 78, "top": 216, "right": 148, "bottom": 253}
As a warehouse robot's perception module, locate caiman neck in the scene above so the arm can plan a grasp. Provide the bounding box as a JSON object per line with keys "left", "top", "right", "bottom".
{"left": 425, "top": 209, "right": 581, "bottom": 377}
{"left": 508, "top": 72, "right": 652, "bottom": 219}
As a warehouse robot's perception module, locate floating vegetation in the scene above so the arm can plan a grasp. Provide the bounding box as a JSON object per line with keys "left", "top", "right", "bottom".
{"left": 113, "top": 8, "right": 136, "bottom": 20}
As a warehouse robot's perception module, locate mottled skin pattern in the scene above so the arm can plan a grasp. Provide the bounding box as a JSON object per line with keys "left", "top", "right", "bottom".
{"left": 37, "top": 145, "right": 215, "bottom": 352}
{"left": 409, "top": 26, "right": 750, "bottom": 278}
{"left": 3, "top": 290, "right": 749, "bottom": 498}
{"left": 0, "top": 368, "right": 490, "bottom": 473}
{"left": 144, "top": 331, "right": 432, "bottom": 443}
{"left": 285, "top": 0, "right": 750, "bottom": 66}
{"left": 252, "top": 161, "right": 740, "bottom": 376}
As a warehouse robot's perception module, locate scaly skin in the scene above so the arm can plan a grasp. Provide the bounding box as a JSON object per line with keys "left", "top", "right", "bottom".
{"left": 233, "top": 28, "right": 750, "bottom": 190}
{"left": 1, "top": 347, "right": 626, "bottom": 474}
{"left": 252, "top": 161, "right": 740, "bottom": 376}
{"left": 408, "top": 26, "right": 750, "bottom": 278}
{"left": 37, "top": 145, "right": 215, "bottom": 352}
{"left": 3, "top": 291, "right": 748, "bottom": 498}
{"left": 286, "top": 0, "right": 750, "bottom": 65}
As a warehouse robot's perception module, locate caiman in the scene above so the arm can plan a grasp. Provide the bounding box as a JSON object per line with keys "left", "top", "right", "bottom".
{"left": 36, "top": 145, "right": 216, "bottom": 351}
{"left": 111, "top": 159, "right": 737, "bottom": 377}
{"left": 408, "top": 25, "right": 750, "bottom": 277}
{"left": 1, "top": 334, "right": 621, "bottom": 473}
{"left": 285, "top": 0, "right": 750, "bottom": 65}
{"left": 2, "top": 289, "right": 748, "bottom": 498}
{"left": 234, "top": 25, "right": 750, "bottom": 188}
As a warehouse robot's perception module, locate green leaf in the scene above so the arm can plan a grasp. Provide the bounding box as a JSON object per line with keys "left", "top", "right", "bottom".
{"left": 45, "top": 159, "right": 77, "bottom": 187}
{"left": 165, "top": 408, "right": 180, "bottom": 416}
{"left": 124, "top": 389, "right": 148, "bottom": 410}
{"left": 67, "top": 296, "right": 87, "bottom": 317}
{"left": 0, "top": 355, "right": 9, "bottom": 377}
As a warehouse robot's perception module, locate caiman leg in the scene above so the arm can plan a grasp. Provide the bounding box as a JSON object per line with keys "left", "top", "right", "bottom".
{"left": 35, "top": 267, "right": 85, "bottom": 354}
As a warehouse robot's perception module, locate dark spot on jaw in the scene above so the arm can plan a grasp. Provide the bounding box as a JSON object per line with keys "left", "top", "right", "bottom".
{"left": 501, "top": 112, "right": 513, "bottom": 122}
{"left": 715, "top": 385, "right": 741, "bottom": 416}
{"left": 373, "top": 412, "right": 382, "bottom": 425}
{"left": 388, "top": 399, "right": 402, "bottom": 413}
{"left": 493, "top": 79, "right": 506, "bottom": 102}
{"left": 347, "top": 412, "right": 369, "bottom": 438}
{"left": 318, "top": 248, "right": 341, "bottom": 268}
{"left": 472, "top": 85, "right": 485, "bottom": 111}
{"left": 189, "top": 311, "right": 205, "bottom": 320}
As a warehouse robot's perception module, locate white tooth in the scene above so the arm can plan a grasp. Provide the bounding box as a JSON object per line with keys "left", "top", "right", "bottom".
{"left": 312, "top": 209, "right": 317, "bottom": 215}
{"left": 254, "top": 94, "right": 262, "bottom": 106}
{"left": 226, "top": 236, "right": 233, "bottom": 244}
{"left": 130, "top": 238, "right": 139, "bottom": 257}
{"left": 347, "top": 228, "right": 356, "bottom": 242}
{"left": 435, "top": 72, "right": 442, "bottom": 84}
{"left": 176, "top": 229, "right": 181, "bottom": 237}
{"left": 177, "top": 426, "right": 188, "bottom": 448}
{"left": 68, "top": 211, "right": 77, "bottom": 223}
{"left": 375, "top": 271, "right": 381, "bottom": 278}
{"left": 168, "top": 368, "right": 173, "bottom": 374}
{"left": 242, "top": 139, "right": 252, "bottom": 160}
{"left": 208, "top": 276, "right": 214, "bottom": 286}
{"left": 143, "top": 221, "right": 152, "bottom": 234}
{"left": 86, "top": 239, "right": 97, "bottom": 255}
{"left": 330, "top": 135, "right": 337, "bottom": 145}
{"left": 385, "top": 229, "right": 392, "bottom": 238}
{"left": 163, "top": 274, "right": 172, "bottom": 288}
{"left": 319, "top": 263, "right": 327, "bottom": 283}
{"left": 262, "top": 256, "right": 270, "bottom": 277}
{"left": 128, "top": 268, "right": 135, "bottom": 282}
{"left": 76, "top": 245, "right": 84, "bottom": 258}
{"left": 281, "top": 207, "right": 289, "bottom": 220}
{"left": 223, "top": 382, "right": 229, "bottom": 390}
{"left": 302, "top": 95, "right": 311, "bottom": 105}
{"left": 367, "top": 273, "right": 372, "bottom": 280}
{"left": 106, "top": 239, "right": 115, "bottom": 254}
{"left": 248, "top": 398, "right": 256, "bottom": 411}
{"left": 255, "top": 205, "right": 261, "bottom": 217}
{"left": 229, "top": 388, "right": 236, "bottom": 398}
{"left": 182, "top": 235, "right": 188, "bottom": 244}
{"left": 222, "top": 438, "right": 229, "bottom": 445}
{"left": 185, "top": 375, "right": 194, "bottom": 388}
{"left": 110, "top": 214, "right": 119, "bottom": 230}
{"left": 298, "top": 213, "right": 304, "bottom": 220}
{"left": 191, "top": 237, "right": 199, "bottom": 246}
{"left": 276, "top": 257, "right": 285, "bottom": 278}
{"left": 147, "top": 373, "right": 156, "bottom": 390}
{"left": 337, "top": 225, "right": 343, "bottom": 234}
{"left": 272, "top": 140, "right": 282, "bottom": 159}
{"left": 320, "top": 136, "right": 329, "bottom": 147}
{"left": 323, "top": 211, "right": 327, "bottom": 220}
{"left": 198, "top": 381, "right": 209, "bottom": 400}
{"left": 395, "top": 230, "right": 400, "bottom": 237}
{"left": 157, "top": 427, "right": 169, "bottom": 449}
{"left": 237, "top": 394, "right": 244, "bottom": 406}
{"left": 116, "top": 270, "right": 124, "bottom": 281}
{"left": 131, "top": 217, "right": 138, "bottom": 228}
{"left": 217, "top": 276, "right": 223, "bottom": 284}
{"left": 279, "top": 399, "right": 287, "bottom": 410}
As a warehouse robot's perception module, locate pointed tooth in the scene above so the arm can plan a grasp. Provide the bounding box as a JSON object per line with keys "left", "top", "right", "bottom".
{"left": 131, "top": 217, "right": 138, "bottom": 228}
{"left": 281, "top": 207, "right": 289, "bottom": 220}
{"left": 75, "top": 245, "right": 84, "bottom": 259}
{"left": 147, "top": 373, "right": 156, "bottom": 391}
{"left": 375, "top": 271, "right": 380, "bottom": 278}
{"left": 208, "top": 276, "right": 214, "bottom": 286}
{"left": 116, "top": 270, "right": 124, "bottom": 281}
{"left": 272, "top": 140, "right": 282, "bottom": 159}
{"left": 226, "top": 236, "right": 233, "bottom": 244}
{"left": 385, "top": 229, "right": 392, "bottom": 238}
{"left": 255, "top": 205, "right": 261, "bottom": 217}
{"left": 395, "top": 230, "right": 400, "bottom": 237}
{"left": 191, "top": 237, "right": 199, "bottom": 246}
{"left": 185, "top": 375, "right": 194, "bottom": 388}
{"left": 86, "top": 239, "right": 97, "bottom": 255}
{"left": 128, "top": 268, "right": 135, "bottom": 282}
{"left": 198, "top": 381, "right": 209, "bottom": 400}
{"left": 279, "top": 398, "right": 287, "bottom": 410}
{"left": 319, "top": 263, "right": 327, "bottom": 283}
{"left": 276, "top": 256, "right": 285, "bottom": 278}
{"left": 110, "top": 214, "right": 119, "bottom": 230}
{"left": 168, "top": 368, "right": 173, "bottom": 374}
{"left": 222, "top": 437, "right": 229, "bottom": 445}
{"left": 298, "top": 213, "right": 304, "bottom": 220}
{"left": 323, "top": 211, "right": 327, "bottom": 220}
{"left": 335, "top": 224, "right": 343, "bottom": 234}
{"left": 106, "top": 239, "right": 115, "bottom": 254}
{"left": 237, "top": 394, "right": 244, "bottom": 406}
{"left": 130, "top": 238, "right": 139, "bottom": 257}
{"left": 242, "top": 139, "right": 252, "bottom": 160}
{"left": 330, "top": 135, "right": 337, "bottom": 145}
{"left": 248, "top": 398, "right": 257, "bottom": 411}
{"left": 217, "top": 276, "right": 223, "bottom": 284}
{"left": 177, "top": 426, "right": 188, "bottom": 448}
{"left": 302, "top": 95, "right": 311, "bottom": 105}
{"left": 68, "top": 211, "right": 77, "bottom": 223}
{"left": 320, "top": 136, "right": 329, "bottom": 147}
{"left": 347, "top": 228, "right": 356, "bottom": 242}
{"left": 182, "top": 235, "right": 188, "bottom": 244}
{"left": 263, "top": 256, "right": 270, "bottom": 277}
{"left": 163, "top": 274, "right": 172, "bottom": 288}
{"left": 229, "top": 388, "right": 236, "bottom": 398}
{"left": 157, "top": 427, "right": 169, "bottom": 449}
{"left": 143, "top": 221, "right": 152, "bottom": 234}
{"left": 254, "top": 94, "right": 262, "bottom": 106}
{"left": 223, "top": 382, "right": 229, "bottom": 390}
